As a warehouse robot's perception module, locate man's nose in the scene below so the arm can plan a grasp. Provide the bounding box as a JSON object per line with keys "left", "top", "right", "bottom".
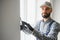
{"left": 43, "top": 10, "right": 46, "bottom": 13}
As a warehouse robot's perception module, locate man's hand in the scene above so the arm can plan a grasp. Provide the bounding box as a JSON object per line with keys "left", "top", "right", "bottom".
{"left": 20, "top": 21, "right": 27, "bottom": 30}
{"left": 20, "top": 21, "right": 34, "bottom": 31}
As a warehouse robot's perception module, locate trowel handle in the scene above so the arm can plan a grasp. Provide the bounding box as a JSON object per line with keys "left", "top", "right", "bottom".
{"left": 20, "top": 17, "right": 22, "bottom": 25}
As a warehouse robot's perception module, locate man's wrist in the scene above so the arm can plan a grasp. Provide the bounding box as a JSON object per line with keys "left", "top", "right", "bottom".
{"left": 32, "top": 29, "right": 36, "bottom": 35}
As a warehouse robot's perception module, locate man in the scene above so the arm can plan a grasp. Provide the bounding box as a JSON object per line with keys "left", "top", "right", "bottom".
{"left": 20, "top": 1, "right": 60, "bottom": 40}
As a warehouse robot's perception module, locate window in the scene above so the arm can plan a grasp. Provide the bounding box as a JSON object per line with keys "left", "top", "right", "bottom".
{"left": 20, "top": 0, "right": 50, "bottom": 40}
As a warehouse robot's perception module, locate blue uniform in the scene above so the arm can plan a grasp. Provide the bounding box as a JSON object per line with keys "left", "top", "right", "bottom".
{"left": 22, "top": 18, "right": 60, "bottom": 40}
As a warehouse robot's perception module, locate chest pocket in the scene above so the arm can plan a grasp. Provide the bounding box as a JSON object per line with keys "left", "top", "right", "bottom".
{"left": 37, "top": 20, "right": 55, "bottom": 35}
{"left": 46, "top": 21, "right": 55, "bottom": 35}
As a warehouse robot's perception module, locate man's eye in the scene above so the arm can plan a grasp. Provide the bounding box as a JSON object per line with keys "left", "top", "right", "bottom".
{"left": 46, "top": 8, "right": 50, "bottom": 10}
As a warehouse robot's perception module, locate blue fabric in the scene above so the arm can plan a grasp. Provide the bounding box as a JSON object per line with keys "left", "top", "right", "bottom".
{"left": 34, "top": 18, "right": 60, "bottom": 40}
{"left": 22, "top": 18, "right": 60, "bottom": 40}
{"left": 46, "top": 20, "right": 54, "bottom": 35}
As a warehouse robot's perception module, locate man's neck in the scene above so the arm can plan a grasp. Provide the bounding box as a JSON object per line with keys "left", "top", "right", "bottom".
{"left": 43, "top": 17, "right": 50, "bottom": 22}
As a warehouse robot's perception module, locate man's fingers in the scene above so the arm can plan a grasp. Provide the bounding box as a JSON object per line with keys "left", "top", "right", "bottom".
{"left": 22, "top": 21, "right": 34, "bottom": 31}
{"left": 22, "top": 21, "right": 29, "bottom": 25}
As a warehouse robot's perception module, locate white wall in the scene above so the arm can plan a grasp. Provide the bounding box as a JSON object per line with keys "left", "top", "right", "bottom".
{"left": 51, "top": 0, "right": 60, "bottom": 23}
{"left": 0, "top": 0, "right": 20, "bottom": 40}
{"left": 51, "top": 0, "right": 60, "bottom": 40}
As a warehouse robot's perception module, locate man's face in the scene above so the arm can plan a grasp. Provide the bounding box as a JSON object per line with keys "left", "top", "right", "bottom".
{"left": 41, "top": 6, "right": 52, "bottom": 18}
